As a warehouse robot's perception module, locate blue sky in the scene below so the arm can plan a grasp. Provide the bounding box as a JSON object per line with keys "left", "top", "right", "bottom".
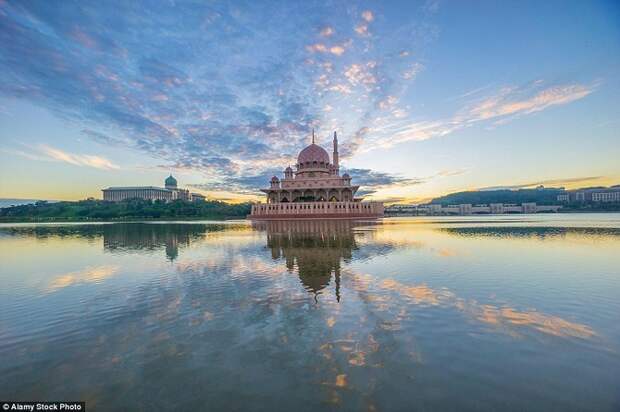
{"left": 0, "top": 0, "right": 618, "bottom": 203}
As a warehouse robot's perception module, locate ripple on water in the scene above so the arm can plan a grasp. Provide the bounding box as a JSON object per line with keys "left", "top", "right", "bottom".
{"left": 0, "top": 217, "right": 619, "bottom": 410}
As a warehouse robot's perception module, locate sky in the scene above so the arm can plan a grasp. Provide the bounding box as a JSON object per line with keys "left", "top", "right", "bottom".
{"left": 0, "top": 0, "right": 619, "bottom": 204}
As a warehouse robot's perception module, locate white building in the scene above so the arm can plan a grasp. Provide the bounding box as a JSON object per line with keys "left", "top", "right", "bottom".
{"left": 102, "top": 175, "right": 206, "bottom": 203}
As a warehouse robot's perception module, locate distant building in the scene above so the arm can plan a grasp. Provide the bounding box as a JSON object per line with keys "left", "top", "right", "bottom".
{"left": 557, "top": 194, "right": 570, "bottom": 202}
{"left": 592, "top": 191, "right": 620, "bottom": 202}
{"left": 385, "top": 202, "right": 561, "bottom": 216}
{"left": 556, "top": 186, "right": 620, "bottom": 203}
{"left": 102, "top": 175, "right": 206, "bottom": 203}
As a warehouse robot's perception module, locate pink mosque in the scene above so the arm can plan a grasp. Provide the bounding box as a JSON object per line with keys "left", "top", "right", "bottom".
{"left": 249, "top": 131, "right": 384, "bottom": 219}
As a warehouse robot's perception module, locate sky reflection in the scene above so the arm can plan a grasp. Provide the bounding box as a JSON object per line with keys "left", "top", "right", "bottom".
{"left": 0, "top": 216, "right": 619, "bottom": 410}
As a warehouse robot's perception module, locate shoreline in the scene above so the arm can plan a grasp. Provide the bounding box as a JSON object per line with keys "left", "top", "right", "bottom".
{"left": 0, "top": 216, "right": 245, "bottom": 224}
{"left": 2, "top": 210, "right": 620, "bottom": 224}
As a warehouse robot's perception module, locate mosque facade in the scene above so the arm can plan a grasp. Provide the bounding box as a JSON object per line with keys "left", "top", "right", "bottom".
{"left": 249, "top": 131, "right": 384, "bottom": 219}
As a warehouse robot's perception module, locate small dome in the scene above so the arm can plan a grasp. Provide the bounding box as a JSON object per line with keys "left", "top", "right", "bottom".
{"left": 342, "top": 173, "right": 350, "bottom": 178}
{"left": 297, "top": 143, "right": 330, "bottom": 166}
{"left": 271, "top": 176, "right": 279, "bottom": 182}
{"left": 165, "top": 175, "right": 177, "bottom": 187}
{"left": 285, "top": 166, "right": 293, "bottom": 172}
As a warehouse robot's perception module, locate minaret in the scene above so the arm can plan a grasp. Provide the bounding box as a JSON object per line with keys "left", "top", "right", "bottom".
{"left": 312, "top": 128, "right": 315, "bottom": 144}
{"left": 332, "top": 131, "right": 339, "bottom": 176}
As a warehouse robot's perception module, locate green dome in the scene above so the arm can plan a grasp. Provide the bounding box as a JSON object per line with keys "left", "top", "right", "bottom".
{"left": 165, "top": 175, "right": 177, "bottom": 188}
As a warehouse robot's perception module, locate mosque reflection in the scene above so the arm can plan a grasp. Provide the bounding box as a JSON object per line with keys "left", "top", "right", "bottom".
{"left": 254, "top": 220, "right": 370, "bottom": 301}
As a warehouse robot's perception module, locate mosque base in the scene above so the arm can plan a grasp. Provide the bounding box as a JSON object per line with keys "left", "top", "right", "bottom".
{"left": 248, "top": 201, "right": 384, "bottom": 220}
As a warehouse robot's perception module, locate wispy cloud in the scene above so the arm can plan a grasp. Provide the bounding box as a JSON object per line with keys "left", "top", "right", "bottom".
{"left": 354, "top": 10, "right": 375, "bottom": 37}
{"left": 320, "top": 26, "right": 335, "bottom": 37}
{"left": 465, "top": 83, "right": 595, "bottom": 123}
{"left": 7, "top": 144, "right": 120, "bottom": 170}
{"left": 477, "top": 176, "right": 607, "bottom": 191}
{"left": 39, "top": 145, "right": 120, "bottom": 170}
{"left": 365, "top": 81, "right": 597, "bottom": 150}
{"left": 402, "top": 62, "right": 424, "bottom": 80}
{"left": 361, "top": 10, "right": 374, "bottom": 22}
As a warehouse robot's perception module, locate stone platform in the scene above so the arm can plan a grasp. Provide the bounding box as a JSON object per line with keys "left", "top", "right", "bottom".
{"left": 248, "top": 201, "right": 384, "bottom": 220}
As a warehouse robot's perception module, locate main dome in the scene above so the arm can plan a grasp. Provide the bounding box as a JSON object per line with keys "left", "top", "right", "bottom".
{"left": 165, "top": 175, "right": 177, "bottom": 187}
{"left": 297, "top": 143, "right": 330, "bottom": 165}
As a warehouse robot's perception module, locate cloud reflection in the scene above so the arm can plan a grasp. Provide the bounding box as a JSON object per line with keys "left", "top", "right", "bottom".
{"left": 46, "top": 265, "right": 120, "bottom": 292}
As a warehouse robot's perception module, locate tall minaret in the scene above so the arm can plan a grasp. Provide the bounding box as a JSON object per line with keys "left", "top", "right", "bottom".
{"left": 332, "top": 131, "right": 339, "bottom": 176}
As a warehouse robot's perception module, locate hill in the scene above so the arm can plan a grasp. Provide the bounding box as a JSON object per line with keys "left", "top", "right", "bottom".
{"left": 430, "top": 187, "right": 564, "bottom": 206}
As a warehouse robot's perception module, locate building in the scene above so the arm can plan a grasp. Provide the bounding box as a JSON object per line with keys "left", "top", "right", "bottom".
{"left": 249, "top": 131, "right": 384, "bottom": 219}
{"left": 385, "top": 202, "right": 561, "bottom": 216}
{"left": 556, "top": 186, "right": 620, "bottom": 203}
{"left": 102, "top": 175, "right": 206, "bottom": 203}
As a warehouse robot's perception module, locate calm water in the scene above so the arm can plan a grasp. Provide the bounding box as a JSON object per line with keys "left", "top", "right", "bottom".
{"left": 1, "top": 215, "right": 619, "bottom": 411}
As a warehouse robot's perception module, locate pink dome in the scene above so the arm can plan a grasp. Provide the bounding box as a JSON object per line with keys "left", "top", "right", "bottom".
{"left": 297, "top": 143, "right": 330, "bottom": 165}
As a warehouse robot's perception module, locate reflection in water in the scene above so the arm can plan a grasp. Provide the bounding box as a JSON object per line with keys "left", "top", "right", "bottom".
{"left": 0, "top": 216, "right": 619, "bottom": 411}
{"left": 46, "top": 265, "right": 120, "bottom": 292}
{"left": 0, "top": 222, "right": 231, "bottom": 261}
{"left": 255, "top": 220, "right": 362, "bottom": 301}
{"left": 378, "top": 278, "right": 596, "bottom": 339}
{"left": 442, "top": 226, "right": 620, "bottom": 239}
{"left": 102, "top": 223, "right": 222, "bottom": 261}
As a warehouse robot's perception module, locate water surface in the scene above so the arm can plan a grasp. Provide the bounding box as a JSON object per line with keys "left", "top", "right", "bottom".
{"left": 1, "top": 214, "right": 619, "bottom": 411}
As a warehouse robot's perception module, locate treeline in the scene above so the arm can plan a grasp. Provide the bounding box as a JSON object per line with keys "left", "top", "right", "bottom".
{"left": 0, "top": 198, "right": 252, "bottom": 221}
{"left": 430, "top": 188, "right": 564, "bottom": 206}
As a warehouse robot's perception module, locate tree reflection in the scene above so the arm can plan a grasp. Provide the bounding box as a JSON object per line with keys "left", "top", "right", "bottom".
{"left": 102, "top": 223, "right": 227, "bottom": 261}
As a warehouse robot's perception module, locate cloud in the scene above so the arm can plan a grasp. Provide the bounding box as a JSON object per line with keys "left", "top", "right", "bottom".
{"left": 378, "top": 95, "right": 398, "bottom": 110}
{"left": 191, "top": 166, "right": 424, "bottom": 198}
{"left": 367, "top": 81, "right": 597, "bottom": 150}
{"left": 355, "top": 24, "right": 369, "bottom": 36}
{"left": 436, "top": 168, "right": 469, "bottom": 177}
{"left": 355, "top": 11, "right": 374, "bottom": 37}
{"left": 306, "top": 42, "right": 348, "bottom": 56}
{"left": 466, "top": 83, "right": 595, "bottom": 122}
{"left": 5, "top": 143, "right": 120, "bottom": 170}
{"left": 0, "top": 0, "right": 442, "bottom": 188}
{"left": 329, "top": 45, "right": 345, "bottom": 56}
{"left": 402, "top": 62, "right": 424, "bottom": 80}
{"left": 0, "top": 1, "right": 598, "bottom": 200}
{"left": 344, "top": 168, "right": 424, "bottom": 189}
{"left": 344, "top": 62, "right": 378, "bottom": 88}
{"left": 477, "top": 176, "right": 606, "bottom": 191}
{"left": 320, "top": 26, "right": 334, "bottom": 37}
{"left": 39, "top": 145, "right": 120, "bottom": 170}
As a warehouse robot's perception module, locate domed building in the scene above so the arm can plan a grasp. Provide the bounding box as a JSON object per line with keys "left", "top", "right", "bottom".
{"left": 250, "top": 131, "right": 383, "bottom": 219}
{"left": 102, "top": 175, "right": 206, "bottom": 203}
{"left": 164, "top": 175, "right": 178, "bottom": 189}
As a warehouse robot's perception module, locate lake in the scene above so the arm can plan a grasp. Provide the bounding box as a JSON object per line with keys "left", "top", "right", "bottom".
{"left": 1, "top": 214, "right": 619, "bottom": 411}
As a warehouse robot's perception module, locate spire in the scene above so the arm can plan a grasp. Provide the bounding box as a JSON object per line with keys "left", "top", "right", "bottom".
{"left": 332, "top": 131, "right": 339, "bottom": 176}
{"left": 312, "top": 128, "right": 315, "bottom": 144}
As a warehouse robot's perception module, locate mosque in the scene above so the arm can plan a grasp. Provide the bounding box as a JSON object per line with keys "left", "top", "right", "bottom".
{"left": 249, "top": 131, "right": 384, "bottom": 219}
